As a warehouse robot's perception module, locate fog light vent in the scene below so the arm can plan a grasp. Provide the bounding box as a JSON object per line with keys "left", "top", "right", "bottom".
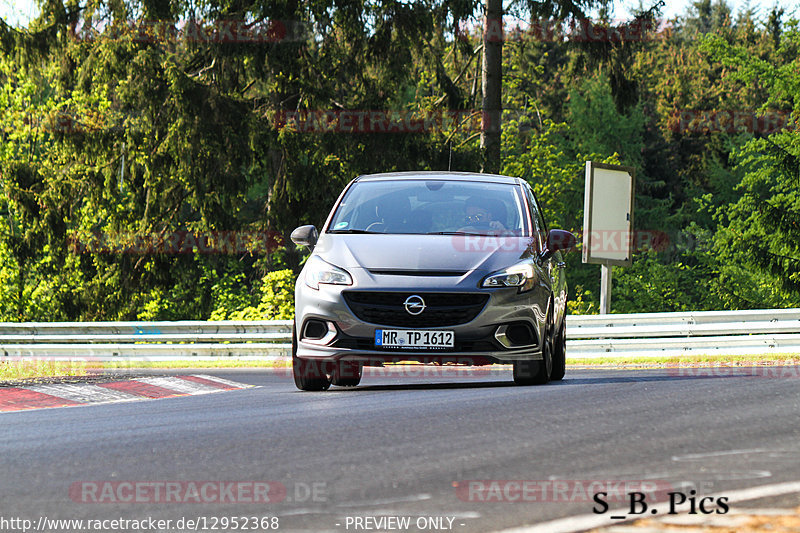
{"left": 303, "top": 319, "right": 329, "bottom": 340}
{"left": 506, "top": 324, "right": 534, "bottom": 346}
{"left": 494, "top": 323, "right": 537, "bottom": 349}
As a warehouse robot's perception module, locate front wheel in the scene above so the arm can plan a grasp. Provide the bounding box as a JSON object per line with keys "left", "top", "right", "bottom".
{"left": 550, "top": 320, "right": 566, "bottom": 381}
{"left": 292, "top": 322, "right": 332, "bottom": 391}
{"left": 513, "top": 315, "right": 553, "bottom": 386}
{"left": 331, "top": 361, "right": 362, "bottom": 387}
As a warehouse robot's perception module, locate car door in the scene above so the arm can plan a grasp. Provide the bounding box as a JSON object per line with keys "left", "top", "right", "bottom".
{"left": 523, "top": 184, "right": 567, "bottom": 322}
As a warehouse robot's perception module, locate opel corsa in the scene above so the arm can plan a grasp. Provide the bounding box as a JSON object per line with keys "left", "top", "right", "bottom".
{"left": 290, "top": 172, "right": 576, "bottom": 390}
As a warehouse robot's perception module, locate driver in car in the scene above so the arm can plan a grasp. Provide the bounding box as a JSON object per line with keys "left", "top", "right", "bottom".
{"left": 461, "top": 196, "right": 507, "bottom": 231}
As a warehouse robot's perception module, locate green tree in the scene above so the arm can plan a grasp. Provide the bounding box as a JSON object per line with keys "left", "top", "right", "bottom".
{"left": 700, "top": 26, "right": 800, "bottom": 306}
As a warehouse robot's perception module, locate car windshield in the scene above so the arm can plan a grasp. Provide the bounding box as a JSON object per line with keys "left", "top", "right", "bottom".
{"left": 327, "top": 179, "right": 527, "bottom": 236}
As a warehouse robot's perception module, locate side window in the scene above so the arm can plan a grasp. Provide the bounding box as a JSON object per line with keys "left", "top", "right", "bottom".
{"left": 524, "top": 185, "right": 547, "bottom": 250}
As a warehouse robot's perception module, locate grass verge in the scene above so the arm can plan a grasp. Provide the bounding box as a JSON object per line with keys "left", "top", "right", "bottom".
{"left": 2, "top": 354, "right": 799, "bottom": 383}
{"left": 568, "top": 353, "right": 800, "bottom": 366}
{"left": 0, "top": 359, "right": 88, "bottom": 381}
{"left": 99, "top": 359, "right": 291, "bottom": 369}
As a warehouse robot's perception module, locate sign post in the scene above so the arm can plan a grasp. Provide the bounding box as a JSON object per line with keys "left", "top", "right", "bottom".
{"left": 582, "top": 162, "right": 636, "bottom": 314}
{"left": 599, "top": 263, "right": 612, "bottom": 315}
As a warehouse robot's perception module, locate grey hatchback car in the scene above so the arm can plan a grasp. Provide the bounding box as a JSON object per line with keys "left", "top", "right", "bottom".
{"left": 290, "top": 171, "right": 576, "bottom": 390}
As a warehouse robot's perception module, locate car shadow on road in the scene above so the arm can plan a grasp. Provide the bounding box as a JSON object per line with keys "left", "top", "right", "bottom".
{"left": 328, "top": 366, "right": 800, "bottom": 391}
{"left": 331, "top": 375, "right": 666, "bottom": 391}
{"left": 333, "top": 380, "right": 517, "bottom": 392}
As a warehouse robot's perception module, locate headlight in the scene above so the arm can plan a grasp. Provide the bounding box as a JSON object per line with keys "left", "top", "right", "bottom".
{"left": 304, "top": 255, "right": 353, "bottom": 290}
{"left": 481, "top": 263, "right": 536, "bottom": 292}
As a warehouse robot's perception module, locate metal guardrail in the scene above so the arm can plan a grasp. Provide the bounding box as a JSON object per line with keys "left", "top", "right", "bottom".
{"left": 0, "top": 321, "right": 293, "bottom": 361}
{"left": 567, "top": 308, "right": 800, "bottom": 358}
{"left": 1, "top": 310, "right": 799, "bottom": 360}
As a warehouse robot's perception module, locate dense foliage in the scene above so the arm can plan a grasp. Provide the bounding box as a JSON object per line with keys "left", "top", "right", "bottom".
{"left": 0, "top": 0, "right": 798, "bottom": 319}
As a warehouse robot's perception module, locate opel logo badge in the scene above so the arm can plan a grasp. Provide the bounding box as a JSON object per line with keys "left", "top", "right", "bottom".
{"left": 403, "top": 295, "right": 426, "bottom": 315}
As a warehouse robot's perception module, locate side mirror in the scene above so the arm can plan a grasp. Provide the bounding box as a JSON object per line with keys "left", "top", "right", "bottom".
{"left": 291, "top": 225, "right": 318, "bottom": 247}
{"left": 540, "top": 229, "right": 576, "bottom": 262}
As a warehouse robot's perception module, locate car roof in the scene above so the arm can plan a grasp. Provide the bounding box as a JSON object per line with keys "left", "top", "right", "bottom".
{"left": 354, "top": 171, "right": 521, "bottom": 185}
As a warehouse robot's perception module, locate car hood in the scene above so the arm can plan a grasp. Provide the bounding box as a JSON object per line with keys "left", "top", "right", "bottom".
{"left": 312, "top": 234, "right": 534, "bottom": 273}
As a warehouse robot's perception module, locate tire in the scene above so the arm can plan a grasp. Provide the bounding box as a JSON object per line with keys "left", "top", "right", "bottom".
{"left": 292, "top": 321, "right": 332, "bottom": 391}
{"left": 331, "top": 361, "right": 362, "bottom": 387}
{"left": 513, "top": 314, "right": 553, "bottom": 386}
{"left": 550, "top": 319, "right": 566, "bottom": 381}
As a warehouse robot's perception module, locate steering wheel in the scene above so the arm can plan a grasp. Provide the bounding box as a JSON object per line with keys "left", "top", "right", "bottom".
{"left": 365, "top": 222, "right": 386, "bottom": 232}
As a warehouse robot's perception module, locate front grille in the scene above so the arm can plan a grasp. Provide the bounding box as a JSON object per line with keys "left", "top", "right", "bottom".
{"left": 342, "top": 291, "right": 489, "bottom": 327}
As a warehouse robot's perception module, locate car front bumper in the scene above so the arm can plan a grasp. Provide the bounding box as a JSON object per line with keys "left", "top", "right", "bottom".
{"left": 294, "top": 270, "right": 550, "bottom": 364}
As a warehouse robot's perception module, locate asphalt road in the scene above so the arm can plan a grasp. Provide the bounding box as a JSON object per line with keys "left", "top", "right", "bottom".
{"left": 3, "top": 365, "right": 800, "bottom": 532}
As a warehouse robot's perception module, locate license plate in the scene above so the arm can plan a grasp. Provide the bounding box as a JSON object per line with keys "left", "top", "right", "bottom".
{"left": 375, "top": 329, "right": 454, "bottom": 349}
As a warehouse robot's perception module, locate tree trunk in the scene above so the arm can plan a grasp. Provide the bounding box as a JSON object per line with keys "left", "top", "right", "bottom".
{"left": 481, "top": 0, "right": 503, "bottom": 174}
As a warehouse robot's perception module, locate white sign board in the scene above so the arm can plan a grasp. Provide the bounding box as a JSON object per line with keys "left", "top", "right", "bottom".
{"left": 582, "top": 162, "right": 635, "bottom": 267}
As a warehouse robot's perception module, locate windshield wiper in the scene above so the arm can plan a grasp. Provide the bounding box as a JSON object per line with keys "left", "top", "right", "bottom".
{"left": 327, "top": 229, "right": 380, "bottom": 234}
{"left": 426, "top": 231, "right": 489, "bottom": 236}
